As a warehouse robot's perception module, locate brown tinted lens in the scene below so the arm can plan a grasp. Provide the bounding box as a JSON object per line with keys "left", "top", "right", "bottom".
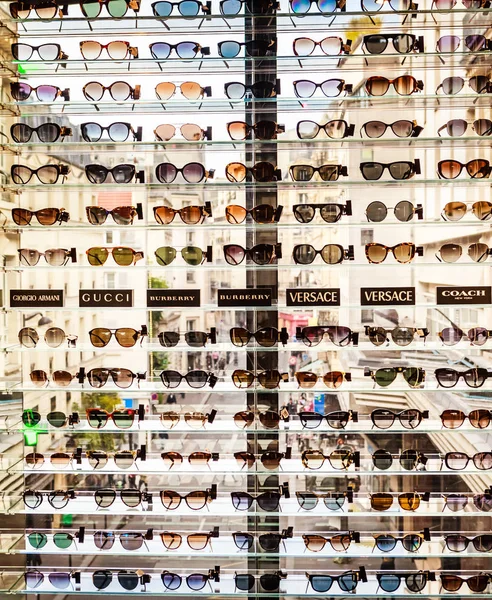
{"left": 155, "top": 82, "right": 176, "bottom": 100}
{"left": 296, "top": 372, "right": 318, "bottom": 389}
{"left": 160, "top": 532, "right": 182, "bottom": 549}
{"left": 261, "top": 451, "right": 282, "bottom": 469}
{"left": 440, "top": 160, "right": 462, "bottom": 178}
{"left": 232, "top": 370, "right": 254, "bottom": 388}
{"left": 184, "top": 412, "right": 207, "bottom": 428}
{"left": 443, "top": 201, "right": 467, "bottom": 221}
{"left": 154, "top": 206, "right": 175, "bottom": 224}
{"left": 187, "top": 534, "right": 210, "bottom": 550}
{"left": 366, "top": 76, "right": 390, "bottom": 96}
{"left": 320, "top": 244, "right": 343, "bottom": 264}
{"left": 89, "top": 328, "right": 112, "bottom": 347}
{"left": 472, "top": 201, "right": 492, "bottom": 220}
{"left": 304, "top": 535, "right": 325, "bottom": 551}
{"left": 226, "top": 162, "right": 247, "bottom": 182}
{"left": 180, "top": 81, "right": 202, "bottom": 100}
{"left": 180, "top": 206, "right": 203, "bottom": 224}
{"left": 366, "top": 244, "right": 388, "bottom": 263}
{"left": 44, "top": 327, "right": 66, "bottom": 348}
{"left": 467, "top": 159, "right": 490, "bottom": 178}
{"left": 185, "top": 491, "right": 208, "bottom": 510}
{"left": 114, "top": 451, "right": 135, "bottom": 468}
{"left": 228, "top": 122, "right": 248, "bottom": 140}
{"left": 393, "top": 243, "right": 415, "bottom": 263}
{"left": 259, "top": 411, "right": 280, "bottom": 428}
{"left": 331, "top": 534, "right": 351, "bottom": 551}
{"left": 399, "top": 493, "right": 420, "bottom": 511}
{"left": 26, "top": 452, "right": 44, "bottom": 467}
{"left": 251, "top": 204, "right": 275, "bottom": 223}
{"left": 234, "top": 411, "right": 255, "bottom": 428}
{"left": 30, "top": 370, "right": 48, "bottom": 387}
{"left": 12, "top": 208, "right": 32, "bottom": 225}
{"left": 87, "top": 451, "right": 109, "bottom": 469}
{"left": 468, "top": 242, "right": 489, "bottom": 262}
{"left": 36, "top": 208, "right": 59, "bottom": 225}
{"left": 235, "top": 451, "right": 255, "bottom": 468}
{"left": 303, "top": 450, "right": 325, "bottom": 469}
{"left": 114, "top": 328, "right": 139, "bottom": 347}
{"left": 441, "top": 576, "right": 462, "bottom": 592}
{"left": 226, "top": 205, "right": 247, "bottom": 224}
{"left": 257, "top": 370, "right": 281, "bottom": 389}
{"left": 19, "top": 327, "right": 39, "bottom": 348}
{"left": 441, "top": 409, "right": 465, "bottom": 428}
{"left": 469, "top": 409, "right": 491, "bottom": 428}
{"left": 188, "top": 452, "right": 211, "bottom": 465}
{"left": 439, "top": 243, "right": 462, "bottom": 263}
{"left": 394, "top": 75, "right": 415, "bottom": 95}
{"left": 161, "top": 452, "right": 183, "bottom": 467}
{"left": 371, "top": 493, "right": 393, "bottom": 511}
{"left": 51, "top": 452, "right": 71, "bottom": 466}
{"left": 52, "top": 370, "right": 73, "bottom": 386}
{"left": 112, "top": 206, "right": 135, "bottom": 225}
{"left": 160, "top": 412, "right": 179, "bottom": 428}
{"left": 323, "top": 371, "right": 344, "bottom": 388}
{"left": 160, "top": 490, "right": 181, "bottom": 509}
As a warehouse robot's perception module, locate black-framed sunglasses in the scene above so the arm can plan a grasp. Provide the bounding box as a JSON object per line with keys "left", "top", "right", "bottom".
{"left": 360, "top": 160, "right": 420, "bottom": 180}
{"left": 230, "top": 327, "right": 287, "bottom": 347}
{"left": 224, "top": 81, "right": 278, "bottom": 99}
{"left": 292, "top": 244, "right": 352, "bottom": 264}
{"left": 160, "top": 369, "right": 217, "bottom": 389}
{"left": 226, "top": 120, "right": 284, "bottom": 140}
{"left": 152, "top": 0, "right": 210, "bottom": 17}
{"left": 298, "top": 410, "right": 356, "bottom": 429}
{"left": 289, "top": 0, "right": 346, "bottom": 14}
{"left": 86, "top": 205, "right": 141, "bottom": 225}
{"left": 296, "top": 119, "right": 354, "bottom": 139}
{"left": 155, "top": 162, "right": 213, "bottom": 183}
{"left": 85, "top": 163, "right": 136, "bottom": 184}
{"left": 81, "top": 122, "right": 140, "bottom": 142}
{"left": 362, "top": 33, "right": 421, "bottom": 54}
{"left": 293, "top": 202, "right": 352, "bottom": 223}
{"left": 435, "top": 367, "right": 490, "bottom": 388}
{"left": 85, "top": 368, "right": 145, "bottom": 389}
{"left": 11, "top": 43, "right": 67, "bottom": 61}
{"left": 289, "top": 164, "right": 348, "bottom": 182}
{"left": 80, "top": 0, "right": 141, "bottom": 19}
{"left": 158, "top": 330, "right": 216, "bottom": 347}
{"left": 10, "top": 82, "right": 69, "bottom": 102}
{"left": 294, "top": 78, "right": 349, "bottom": 98}
{"left": 360, "top": 119, "right": 422, "bottom": 138}
{"left": 224, "top": 243, "right": 281, "bottom": 265}
{"left": 23, "top": 489, "right": 75, "bottom": 509}
{"left": 438, "top": 118, "right": 492, "bottom": 137}
{"left": 11, "top": 164, "right": 70, "bottom": 185}
{"left": 150, "top": 42, "right": 210, "bottom": 59}
{"left": 371, "top": 408, "right": 428, "bottom": 429}
{"left": 365, "top": 200, "right": 422, "bottom": 222}
{"left": 11, "top": 123, "right": 72, "bottom": 143}
{"left": 218, "top": 39, "right": 276, "bottom": 58}
{"left": 436, "top": 75, "right": 492, "bottom": 95}
{"left": 220, "top": 0, "right": 278, "bottom": 14}
{"left": 365, "top": 325, "right": 427, "bottom": 346}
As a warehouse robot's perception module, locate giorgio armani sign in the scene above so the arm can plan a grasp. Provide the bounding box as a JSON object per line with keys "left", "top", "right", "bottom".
{"left": 10, "top": 290, "right": 64, "bottom": 307}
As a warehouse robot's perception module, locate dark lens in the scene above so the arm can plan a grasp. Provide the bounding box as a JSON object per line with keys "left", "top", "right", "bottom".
{"left": 121, "top": 489, "right": 142, "bottom": 507}
{"left": 23, "top": 410, "right": 42, "bottom": 426}
{"left": 371, "top": 493, "right": 393, "bottom": 511}
{"left": 372, "top": 449, "right": 393, "bottom": 470}
{"left": 309, "top": 575, "right": 333, "bottom": 592}
{"left": 118, "top": 571, "right": 139, "bottom": 590}
{"left": 182, "top": 162, "right": 206, "bottom": 183}
{"left": 155, "top": 163, "right": 178, "bottom": 183}
{"left": 93, "top": 571, "right": 112, "bottom": 590}
{"left": 446, "top": 118, "right": 468, "bottom": 137}
{"left": 260, "top": 574, "right": 281, "bottom": 591}
{"left": 446, "top": 534, "right": 468, "bottom": 552}
{"left": 233, "top": 532, "right": 254, "bottom": 550}
{"left": 49, "top": 573, "right": 71, "bottom": 590}
{"left": 375, "top": 535, "right": 396, "bottom": 552}
{"left": 185, "top": 370, "right": 210, "bottom": 388}
{"left": 187, "top": 574, "right": 207, "bottom": 591}
{"left": 160, "top": 370, "right": 182, "bottom": 388}
{"left": 320, "top": 204, "right": 343, "bottom": 223}
{"left": 230, "top": 327, "right": 250, "bottom": 347}
{"left": 259, "top": 533, "right": 281, "bottom": 550}
{"left": 293, "top": 205, "right": 316, "bottom": 222}
{"left": 95, "top": 489, "right": 116, "bottom": 508}
{"left": 28, "top": 533, "right": 48, "bottom": 549}
{"left": 378, "top": 574, "right": 400, "bottom": 592}
{"left": 257, "top": 491, "right": 280, "bottom": 511}
{"left": 235, "top": 574, "right": 255, "bottom": 591}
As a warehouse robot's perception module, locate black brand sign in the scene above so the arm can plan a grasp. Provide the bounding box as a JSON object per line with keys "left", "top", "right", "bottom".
{"left": 361, "top": 287, "right": 415, "bottom": 306}
{"left": 147, "top": 289, "right": 200, "bottom": 307}
{"left": 10, "top": 289, "right": 64, "bottom": 307}
{"left": 79, "top": 290, "right": 133, "bottom": 307}
{"left": 437, "top": 286, "right": 491, "bottom": 305}
{"left": 286, "top": 288, "right": 340, "bottom": 306}
{"left": 218, "top": 288, "right": 272, "bottom": 307}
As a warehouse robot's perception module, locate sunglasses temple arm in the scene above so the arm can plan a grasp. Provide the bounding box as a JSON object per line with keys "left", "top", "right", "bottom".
{"left": 220, "top": 16, "right": 232, "bottom": 29}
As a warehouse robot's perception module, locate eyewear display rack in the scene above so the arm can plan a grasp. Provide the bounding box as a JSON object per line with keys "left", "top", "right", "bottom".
{"left": 0, "top": 0, "right": 492, "bottom": 597}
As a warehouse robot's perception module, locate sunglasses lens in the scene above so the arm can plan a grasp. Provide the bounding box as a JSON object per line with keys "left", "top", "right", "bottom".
{"left": 254, "top": 327, "right": 278, "bottom": 346}
{"left": 224, "top": 244, "right": 245, "bottom": 265}
{"left": 446, "top": 118, "right": 467, "bottom": 136}
{"left": 155, "top": 246, "right": 177, "bottom": 265}
{"left": 185, "top": 490, "right": 208, "bottom": 510}
{"left": 399, "top": 493, "right": 421, "bottom": 511}
{"left": 155, "top": 163, "right": 178, "bottom": 183}
{"left": 469, "top": 242, "right": 489, "bottom": 262}
{"left": 474, "top": 494, "right": 492, "bottom": 512}
{"left": 230, "top": 327, "right": 250, "bottom": 347}
{"left": 28, "top": 533, "right": 48, "bottom": 549}
{"left": 158, "top": 332, "right": 180, "bottom": 347}
{"left": 225, "top": 204, "right": 247, "bottom": 224}
{"left": 257, "top": 492, "right": 280, "bottom": 511}
{"left": 324, "top": 496, "right": 344, "bottom": 510}
{"left": 323, "top": 372, "right": 344, "bottom": 388}
{"left": 320, "top": 244, "right": 343, "bottom": 263}
{"left": 226, "top": 162, "right": 247, "bottom": 182}
{"left": 161, "top": 572, "right": 182, "bottom": 590}
{"left": 81, "top": 41, "right": 102, "bottom": 59}
{"left": 155, "top": 82, "right": 176, "bottom": 100}
{"left": 228, "top": 121, "right": 248, "bottom": 140}
{"left": 114, "top": 328, "right": 139, "bottom": 347}
{"left": 437, "top": 35, "right": 460, "bottom": 52}
{"left": 474, "top": 118, "right": 492, "bottom": 136}
{"left": 233, "top": 411, "right": 254, "bottom": 428}
{"left": 111, "top": 411, "right": 134, "bottom": 429}
{"left": 95, "top": 489, "right": 117, "bottom": 508}
{"left": 469, "top": 409, "right": 491, "bottom": 428}
{"left": 182, "top": 163, "right": 206, "bottom": 183}
{"left": 374, "top": 368, "right": 397, "bottom": 387}
{"left": 182, "top": 246, "right": 203, "bottom": 265}
{"left": 234, "top": 532, "right": 253, "bottom": 550}
{"left": 294, "top": 80, "right": 317, "bottom": 97}
{"left": 53, "top": 533, "right": 73, "bottom": 549}
{"left": 310, "top": 575, "right": 333, "bottom": 592}
{"left": 257, "top": 370, "right": 281, "bottom": 389}
{"left": 258, "top": 410, "right": 280, "bottom": 428}
{"left": 114, "top": 451, "right": 135, "bottom": 469}
{"left": 119, "top": 533, "right": 143, "bottom": 551}
{"left": 375, "top": 535, "right": 396, "bottom": 552}
{"left": 366, "top": 76, "right": 389, "bottom": 96}
{"left": 371, "top": 493, "right": 393, "bottom": 511}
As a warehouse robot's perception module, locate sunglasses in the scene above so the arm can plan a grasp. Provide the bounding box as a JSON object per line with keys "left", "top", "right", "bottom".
{"left": 225, "top": 161, "right": 280, "bottom": 182}
{"left": 365, "top": 242, "right": 421, "bottom": 263}
{"left": 12, "top": 164, "right": 70, "bottom": 184}
{"left": 81, "top": 122, "right": 139, "bottom": 142}
{"left": 80, "top": 40, "right": 137, "bottom": 60}
{"left": 86, "top": 408, "right": 136, "bottom": 429}
{"left": 18, "top": 248, "right": 73, "bottom": 266}
{"left": 160, "top": 410, "right": 216, "bottom": 428}
{"left": 30, "top": 370, "right": 77, "bottom": 388}
{"left": 153, "top": 204, "right": 211, "bottom": 224}
{"left": 361, "top": 0, "right": 416, "bottom": 10}
{"left": 160, "top": 530, "right": 218, "bottom": 550}
{"left": 377, "top": 572, "right": 429, "bottom": 593}
{"left": 85, "top": 163, "right": 136, "bottom": 184}
{"left": 293, "top": 202, "right": 352, "bottom": 223}
{"left": 11, "top": 82, "right": 69, "bottom": 102}
{"left": 160, "top": 488, "right": 215, "bottom": 510}
{"left": 302, "top": 449, "right": 356, "bottom": 470}
{"left": 437, "top": 34, "right": 492, "bottom": 53}
{"left": 28, "top": 532, "right": 77, "bottom": 550}
{"left": 93, "top": 570, "right": 149, "bottom": 591}
{"left": 81, "top": 0, "right": 141, "bottom": 18}
{"left": 93, "top": 530, "right": 153, "bottom": 551}
{"left": 25, "top": 570, "right": 75, "bottom": 590}
{"left": 371, "top": 408, "right": 427, "bottom": 430}
{"left": 154, "top": 123, "right": 208, "bottom": 142}
{"left": 437, "top": 75, "right": 492, "bottom": 95}
{"left": 360, "top": 119, "right": 422, "bottom": 138}
{"left": 150, "top": 42, "right": 209, "bottom": 60}
{"left": 438, "top": 118, "right": 492, "bottom": 137}
{"left": 363, "top": 33, "right": 420, "bottom": 54}
{"left": 297, "top": 325, "right": 355, "bottom": 347}
{"left": 306, "top": 571, "right": 359, "bottom": 593}
{"left": 158, "top": 330, "right": 215, "bottom": 347}
{"left": 86, "top": 368, "right": 144, "bottom": 389}
{"left": 233, "top": 529, "right": 291, "bottom": 551}
{"left": 441, "top": 409, "right": 492, "bottom": 429}
{"left": 431, "top": 0, "right": 489, "bottom": 7}
{"left": 155, "top": 245, "right": 210, "bottom": 265}
{"left": 224, "top": 80, "right": 277, "bottom": 99}
{"left": 370, "top": 492, "right": 426, "bottom": 512}
{"left": 160, "top": 369, "right": 216, "bottom": 388}
{"left": 365, "top": 200, "right": 422, "bottom": 222}
{"left": 220, "top": 0, "right": 278, "bottom": 14}
{"left": 12, "top": 207, "right": 69, "bottom": 226}
{"left": 25, "top": 451, "right": 76, "bottom": 469}
{"left": 155, "top": 162, "right": 212, "bottom": 183}
{"left": 234, "top": 450, "right": 290, "bottom": 470}
{"left": 294, "top": 36, "right": 350, "bottom": 58}
{"left": 360, "top": 160, "right": 420, "bottom": 180}
{"left": 289, "top": 0, "right": 346, "bottom": 14}
{"left": 10, "top": 1, "right": 61, "bottom": 19}
{"left": 295, "top": 371, "right": 351, "bottom": 389}
{"left": 435, "top": 367, "right": 490, "bottom": 388}
{"left": 289, "top": 164, "right": 347, "bottom": 182}
{"left": 296, "top": 491, "right": 348, "bottom": 511}
{"left": 89, "top": 327, "right": 146, "bottom": 348}
{"left": 162, "top": 451, "right": 214, "bottom": 469}
{"left": 86, "top": 246, "right": 144, "bottom": 266}
{"left": 95, "top": 488, "right": 151, "bottom": 508}
{"left": 441, "top": 574, "right": 491, "bottom": 593}
{"left": 296, "top": 119, "right": 354, "bottom": 140}
{"left": 443, "top": 492, "right": 492, "bottom": 512}
{"left": 232, "top": 369, "right": 287, "bottom": 389}
{"left": 294, "top": 78, "right": 348, "bottom": 98}
{"left": 303, "top": 532, "right": 356, "bottom": 552}
{"left": 162, "top": 570, "right": 218, "bottom": 591}
{"left": 298, "top": 410, "right": 355, "bottom": 430}
{"left": 155, "top": 81, "right": 210, "bottom": 100}
{"left": 86, "top": 450, "right": 141, "bottom": 469}
{"left": 366, "top": 366, "right": 425, "bottom": 387}
{"left": 438, "top": 158, "right": 491, "bottom": 179}
{"left": 442, "top": 201, "right": 492, "bottom": 221}
{"left": 12, "top": 42, "right": 67, "bottom": 61}
{"left": 233, "top": 409, "right": 289, "bottom": 429}
{"left": 23, "top": 489, "right": 75, "bottom": 509}
{"left": 374, "top": 533, "right": 424, "bottom": 552}
{"left": 231, "top": 490, "right": 283, "bottom": 511}
{"left": 365, "top": 75, "right": 423, "bottom": 96}
{"left": 293, "top": 243, "right": 352, "bottom": 264}
{"left": 224, "top": 243, "right": 280, "bottom": 265}
{"left": 437, "top": 242, "right": 492, "bottom": 263}
{"left": 152, "top": 0, "right": 210, "bottom": 17}
{"left": 22, "top": 409, "right": 79, "bottom": 428}
{"left": 442, "top": 451, "right": 492, "bottom": 470}
{"left": 230, "top": 326, "right": 287, "bottom": 347}
{"left": 11, "top": 122, "right": 71, "bottom": 143}
{"left": 218, "top": 39, "right": 276, "bottom": 58}
{"left": 225, "top": 204, "right": 281, "bottom": 224}
{"left": 372, "top": 448, "right": 427, "bottom": 471}
{"left": 19, "top": 326, "right": 76, "bottom": 349}
{"left": 86, "top": 205, "right": 140, "bottom": 225}
{"left": 226, "top": 120, "right": 283, "bottom": 141}
{"left": 365, "top": 325, "right": 427, "bottom": 346}
{"left": 444, "top": 534, "right": 492, "bottom": 553}
{"left": 83, "top": 81, "right": 140, "bottom": 102}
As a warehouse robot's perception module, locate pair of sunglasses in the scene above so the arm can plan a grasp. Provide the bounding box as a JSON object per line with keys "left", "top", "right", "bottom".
{"left": 230, "top": 327, "right": 286, "bottom": 347}
{"left": 444, "top": 534, "right": 492, "bottom": 553}
{"left": 25, "top": 570, "right": 76, "bottom": 591}
{"left": 371, "top": 408, "right": 427, "bottom": 429}
{"left": 152, "top": 0, "right": 210, "bottom": 17}
{"left": 158, "top": 330, "right": 215, "bottom": 347}
{"left": 150, "top": 41, "right": 209, "bottom": 60}
{"left": 160, "top": 530, "right": 217, "bottom": 550}
{"left": 86, "top": 450, "right": 141, "bottom": 469}
{"left": 234, "top": 450, "right": 290, "bottom": 470}
{"left": 154, "top": 123, "right": 208, "bottom": 142}
{"left": 11, "top": 123, "right": 71, "bottom": 143}
{"left": 293, "top": 36, "right": 350, "bottom": 56}
{"left": 160, "top": 369, "right": 216, "bottom": 388}
{"left": 161, "top": 451, "right": 215, "bottom": 469}
{"left": 366, "top": 366, "right": 425, "bottom": 387}
{"left": 12, "top": 42, "right": 67, "bottom": 61}
{"left": 86, "top": 408, "right": 136, "bottom": 429}
{"left": 80, "top": 40, "right": 137, "bottom": 60}
{"left": 226, "top": 120, "right": 283, "bottom": 141}
{"left": 377, "top": 572, "right": 429, "bottom": 593}
{"left": 12, "top": 164, "right": 69, "bottom": 185}
{"left": 295, "top": 371, "right": 351, "bottom": 389}
{"left": 296, "top": 119, "right": 354, "bottom": 140}
{"left": 218, "top": 39, "right": 276, "bottom": 58}
{"left": 296, "top": 491, "right": 348, "bottom": 511}
{"left": 92, "top": 530, "right": 152, "bottom": 551}
{"left": 86, "top": 368, "right": 144, "bottom": 389}
{"left": 25, "top": 452, "right": 78, "bottom": 468}
{"left": 224, "top": 80, "right": 277, "bottom": 99}
{"left": 290, "top": 0, "right": 346, "bottom": 14}
{"left": 297, "top": 325, "right": 355, "bottom": 347}
{"left": 18, "top": 326, "right": 76, "bottom": 349}
{"left": 289, "top": 164, "right": 347, "bottom": 182}
{"left": 442, "top": 451, "right": 492, "bottom": 470}
{"left": 293, "top": 202, "right": 352, "bottom": 223}
{"left": 224, "top": 204, "right": 279, "bottom": 224}
{"left": 18, "top": 247, "right": 73, "bottom": 266}
{"left": 293, "top": 78, "right": 349, "bottom": 98}
{"left": 371, "top": 492, "right": 426, "bottom": 512}
{"left": 372, "top": 449, "right": 427, "bottom": 471}
{"left": 220, "top": 0, "right": 278, "bottom": 14}
{"left": 155, "top": 162, "right": 212, "bottom": 183}
{"left": 438, "top": 119, "right": 492, "bottom": 137}
{"left": 365, "top": 242, "right": 421, "bottom": 263}
{"left": 302, "top": 449, "right": 356, "bottom": 470}
{"left": 293, "top": 243, "right": 351, "bottom": 264}
{"left": 365, "top": 326, "right": 427, "bottom": 346}
{"left": 232, "top": 369, "right": 287, "bottom": 389}
{"left": 224, "top": 243, "right": 280, "bottom": 265}
{"left": 225, "top": 161, "right": 280, "bottom": 182}
{"left": 437, "top": 75, "right": 492, "bottom": 95}
{"left": 366, "top": 200, "right": 422, "bottom": 222}
{"left": 85, "top": 163, "right": 137, "bottom": 184}
{"left": 155, "top": 81, "right": 210, "bottom": 100}
{"left": 154, "top": 205, "right": 210, "bottom": 225}
{"left": 441, "top": 409, "right": 492, "bottom": 429}
{"left": 81, "top": 122, "right": 139, "bottom": 142}
{"left": 437, "top": 35, "right": 492, "bottom": 53}
{"left": 89, "top": 327, "right": 146, "bottom": 348}
{"left": 438, "top": 243, "right": 492, "bottom": 263}
{"left": 438, "top": 158, "right": 491, "bottom": 179}
{"left": 22, "top": 409, "right": 79, "bottom": 428}
{"left": 442, "top": 201, "right": 492, "bottom": 221}
{"left": 231, "top": 490, "right": 283, "bottom": 511}
{"left": 365, "top": 75, "right": 423, "bottom": 96}
{"left": 363, "top": 33, "right": 420, "bottom": 54}
{"left": 86, "top": 205, "right": 140, "bottom": 225}
{"left": 11, "top": 82, "right": 69, "bottom": 102}
{"left": 306, "top": 571, "right": 358, "bottom": 593}
{"left": 93, "top": 570, "right": 149, "bottom": 591}
{"left": 233, "top": 530, "right": 291, "bottom": 551}
{"left": 360, "top": 160, "right": 420, "bottom": 180}
{"left": 28, "top": 532, "right": 77, "bottom": 550}
{"left": 83, "top": 81, "right": 140, "bottom": 102}
{"left": 86, "top": 246, "right": 143, "bottom": 266}
{"left": 360, "top": 119, "right": 422, "bottom": 138}
{"left": 298, "top": 410, "right": 355, "bottom": 430}
{"left": 374, "top": 533, "right": 424, "bottom": 553}
{"left": 435, "top": 367, "right": 490, "bottom": 388}
{"left": 155, "top": 246, "right": 210, "bottom": 265}
{"left": 161, "top": 570, "right": 217, "bottom": 591}
{"left": 303, "top": 532, "right": 355, "bottom": 552}
{"left": 23, "top": 489, "right": 75, "bottom": 509}
{"left": 233, "top": 409, "right": 289, "bottom": 429}
{"left": 440, "top": 574, "right": 491, "bottom": 593}
{"left": 443, "top": 492, "right": 492, "bottom": 512}
{"left": 160, "top": 488, "right": 215, "bottom": 510}
{"left": 160, "top": 410, "right": 216, "bottom": 429}
{"left": 95, "top": 488, "right": 150, "bottom": 508}
{"left": 30, "top": 370, "right": 77, "bottom": 387}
